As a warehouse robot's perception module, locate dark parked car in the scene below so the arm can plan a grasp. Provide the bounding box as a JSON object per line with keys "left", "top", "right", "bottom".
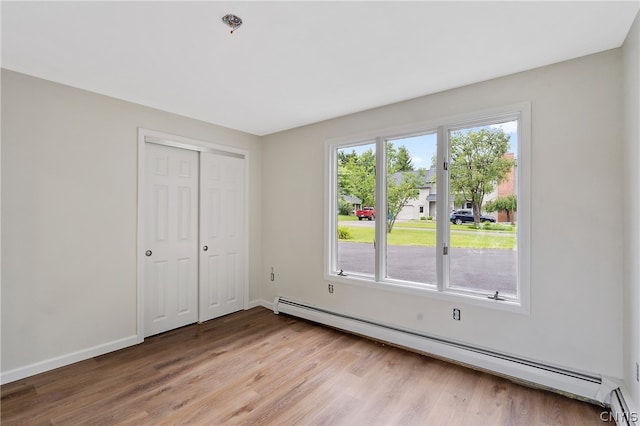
{"left": 450, "top": 209, "right": 496, "bottom": 225}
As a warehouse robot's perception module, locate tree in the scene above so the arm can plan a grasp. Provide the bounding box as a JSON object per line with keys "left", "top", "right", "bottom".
{"left": 449, "top": 128, "right": 515, "bottom": 225}
{"left": 338, "top": 143, "right": 425, "bottom": 233}
{"left": 386, "top": 142, "right": 424, "bottom": 233}
{"left": 395, "top": 146, "right": 414, "bottom": 171}
{"left": 485, "top": 194, "right": 517, "bottom": 223}
{"left": 338, "top": 149, "right": 357, "bottom": 166}
{"left": 387, "top": 170, "right": 424, "bottom": 232}
{"left": 337, "top": 148, "right": 376, "bottom": 207}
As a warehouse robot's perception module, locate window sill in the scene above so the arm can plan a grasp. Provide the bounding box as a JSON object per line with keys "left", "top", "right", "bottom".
{"left": 326, "top": 272, "right": 529, "bottom": 315}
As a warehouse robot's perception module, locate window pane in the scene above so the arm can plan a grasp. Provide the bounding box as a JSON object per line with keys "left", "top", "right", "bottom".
{"left": 386, "top": 134, "right": 437, "bottom": 285}
{"left": 337, "top": 142, "right": 376, "bottom": 276}
{"left": 448, "top": 121, "right": 518, "bottom": 297}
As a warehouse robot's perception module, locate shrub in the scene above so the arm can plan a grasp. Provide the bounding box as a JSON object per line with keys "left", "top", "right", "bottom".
{"left": 427, "top": 216, "right": 434, "bottom": 221}
{"left": 337, "top": 226, "right": 353, "bottom": 240}
{"left": 467, "top": 222, "right": 515, "bottom": 232}
{"left": 419, "top": 215, "right": 427, "bottom": 221}
{"left": 486, "top": 223, "right": 515, "bottom": 231}
{"left": 338, "top": 198, "right": 353, "bottom": 216}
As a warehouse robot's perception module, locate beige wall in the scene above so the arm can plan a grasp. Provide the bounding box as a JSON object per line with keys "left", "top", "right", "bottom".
{"left": 1, "top": 70, "right": 262, "bottom": 373}
{"left": 261, "top": 49, "right": 624, "bottom": 378}
{"left": 623, "top": 12, "right": 640, "bottom": 410}
{"left": 1, "top": 33, "right": 636, "bottom": 392}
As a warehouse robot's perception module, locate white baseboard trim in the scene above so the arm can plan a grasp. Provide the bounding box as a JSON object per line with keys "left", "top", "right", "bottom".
{"left": 257, "top": 298, "right": 274, "bottom": 310}
{"left": 273, "top": 296, "right": 618, "bottom": 406}
{"left": 1, "top": 335, "right": 140, "bottom": 385}
{"left": 3, "top": 302, "right": 275, "bottom": 384}
{"left": 246, "top": 299, "right": 263, "bottom": 309}
{"left": 247, "top": 298, "right": 274, "bottom": 310}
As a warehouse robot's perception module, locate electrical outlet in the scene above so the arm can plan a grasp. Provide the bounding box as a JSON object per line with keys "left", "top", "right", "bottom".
{"left": 328, "top": 284, "right": 334, "bottom": 294}
{"left": 453, "top": 308, "right": 461, "bottom": 321}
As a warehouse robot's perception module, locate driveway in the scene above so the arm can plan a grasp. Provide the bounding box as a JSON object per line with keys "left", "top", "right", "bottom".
{"left": 337, "top": 242, "right": 517, "bottom": 295}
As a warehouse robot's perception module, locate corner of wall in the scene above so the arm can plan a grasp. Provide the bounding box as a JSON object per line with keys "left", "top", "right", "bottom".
{"left": 623, "top": 10, "right": 640, "bottom": 411}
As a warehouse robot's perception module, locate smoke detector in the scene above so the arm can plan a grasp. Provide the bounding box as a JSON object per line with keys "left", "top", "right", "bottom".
{"left": 222, "top": 14, "right": 243, "bottom": 34}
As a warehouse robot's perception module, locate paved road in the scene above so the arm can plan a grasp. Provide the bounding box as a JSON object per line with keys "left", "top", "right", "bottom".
{"left": 337, "top": 242, "right": 517, "bottom": 295}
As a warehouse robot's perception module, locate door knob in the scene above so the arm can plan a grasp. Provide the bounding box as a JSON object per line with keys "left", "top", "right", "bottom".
{"left": 145, "top": 250, "right": 152, "bottom": 256}
{"left": 203, "top": 246, "right": 208, "bottom": 251}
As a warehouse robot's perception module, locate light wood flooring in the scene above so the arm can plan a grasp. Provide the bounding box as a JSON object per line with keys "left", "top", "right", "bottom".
{"left": 2, "top": 307, "right": 606, "bottom": 425}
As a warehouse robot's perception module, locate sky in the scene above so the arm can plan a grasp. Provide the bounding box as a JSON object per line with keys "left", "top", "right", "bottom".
{"left": 341, "top": 120, "right": 518, "bottom": 170}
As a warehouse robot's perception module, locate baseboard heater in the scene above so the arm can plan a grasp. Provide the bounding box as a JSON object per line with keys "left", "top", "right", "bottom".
{"left": 609, "top": 388, "right": 639, "bottom": 426}
{"left": 273, "top": 297, "right": 619, "bottom": 408}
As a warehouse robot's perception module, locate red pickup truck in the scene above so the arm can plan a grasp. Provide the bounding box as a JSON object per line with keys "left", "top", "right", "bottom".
{"left": 356, "top": 207, "right": 376, "bottom": 221}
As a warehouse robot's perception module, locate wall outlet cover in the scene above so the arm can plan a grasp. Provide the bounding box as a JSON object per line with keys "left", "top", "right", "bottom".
{"left": 453, "top": 308, "right": 461, "bottom": 321}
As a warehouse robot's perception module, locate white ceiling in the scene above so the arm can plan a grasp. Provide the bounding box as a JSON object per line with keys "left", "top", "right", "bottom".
{"left": 2, "top": 1, "right": 639, "bottom": 136}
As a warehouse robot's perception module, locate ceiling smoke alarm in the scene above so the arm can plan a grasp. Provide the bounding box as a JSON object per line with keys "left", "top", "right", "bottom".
{"left": 222, "top": 14, "right": 242, "bottom": 34}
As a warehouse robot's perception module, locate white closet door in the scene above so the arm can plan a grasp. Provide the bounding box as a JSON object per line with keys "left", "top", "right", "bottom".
{"left": 199, "top": 152, "right": 246, "bottom": 322}
{"left": 144, "top": 144, "right": 199, "bottom": 337}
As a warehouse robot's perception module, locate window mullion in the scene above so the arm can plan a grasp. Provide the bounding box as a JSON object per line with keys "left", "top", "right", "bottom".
{"left": 329, "top": 144, "right": 338, "bottom": 275}
{"left": 436, "top": 126, "right": 448, "bottom": 292}
{"left": 375, "top": 136, "right": 386, "bottom": 282}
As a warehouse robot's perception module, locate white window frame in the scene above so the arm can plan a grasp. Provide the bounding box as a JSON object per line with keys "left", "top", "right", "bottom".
{"left": 325, "top": 102, "right": 531, "bottom": 314}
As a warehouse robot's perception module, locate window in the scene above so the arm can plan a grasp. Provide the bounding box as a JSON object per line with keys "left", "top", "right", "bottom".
{"left": 336, "top": 141, "right": 376, "bottom": 277}
{"left": 446, "top": 120, "right": 519, "bottom": 299}
{"left": 326, "top": 103, "right": 530, "bottom": 312}
{"left": 385, "top": 133, "right": 437, "bottom": 285}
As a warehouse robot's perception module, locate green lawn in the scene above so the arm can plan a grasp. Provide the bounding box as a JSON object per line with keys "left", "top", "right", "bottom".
{"left": 450, "top": 230, "right": 515, "bottom": 249}
{"left": 339, "top": 217, "right": 515, "bottom": 233}
{"left": 338, "top": 225, "right": 515, "bottom": 249}
{"left": 393, "top": 220, "right": 437, "bottom": 229}
{"left": 394, "top": 220, "right": 515, "bottom": 233}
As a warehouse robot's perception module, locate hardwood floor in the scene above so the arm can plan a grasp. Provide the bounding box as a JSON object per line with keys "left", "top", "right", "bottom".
{"left": 2, "top": 307, "right": 606, "bottom": 425}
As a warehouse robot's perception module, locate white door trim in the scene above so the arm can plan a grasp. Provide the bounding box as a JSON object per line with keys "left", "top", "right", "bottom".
{"left": 137, "top": 128, "right": 250, "bottom": 342}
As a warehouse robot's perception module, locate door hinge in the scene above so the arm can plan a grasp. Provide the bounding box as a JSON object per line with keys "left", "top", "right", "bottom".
{"left": 443, "top": 245, "right": 448, "bottom": 255}
{"left": 443, "top": 161, "right": 448, "bottom": 171}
